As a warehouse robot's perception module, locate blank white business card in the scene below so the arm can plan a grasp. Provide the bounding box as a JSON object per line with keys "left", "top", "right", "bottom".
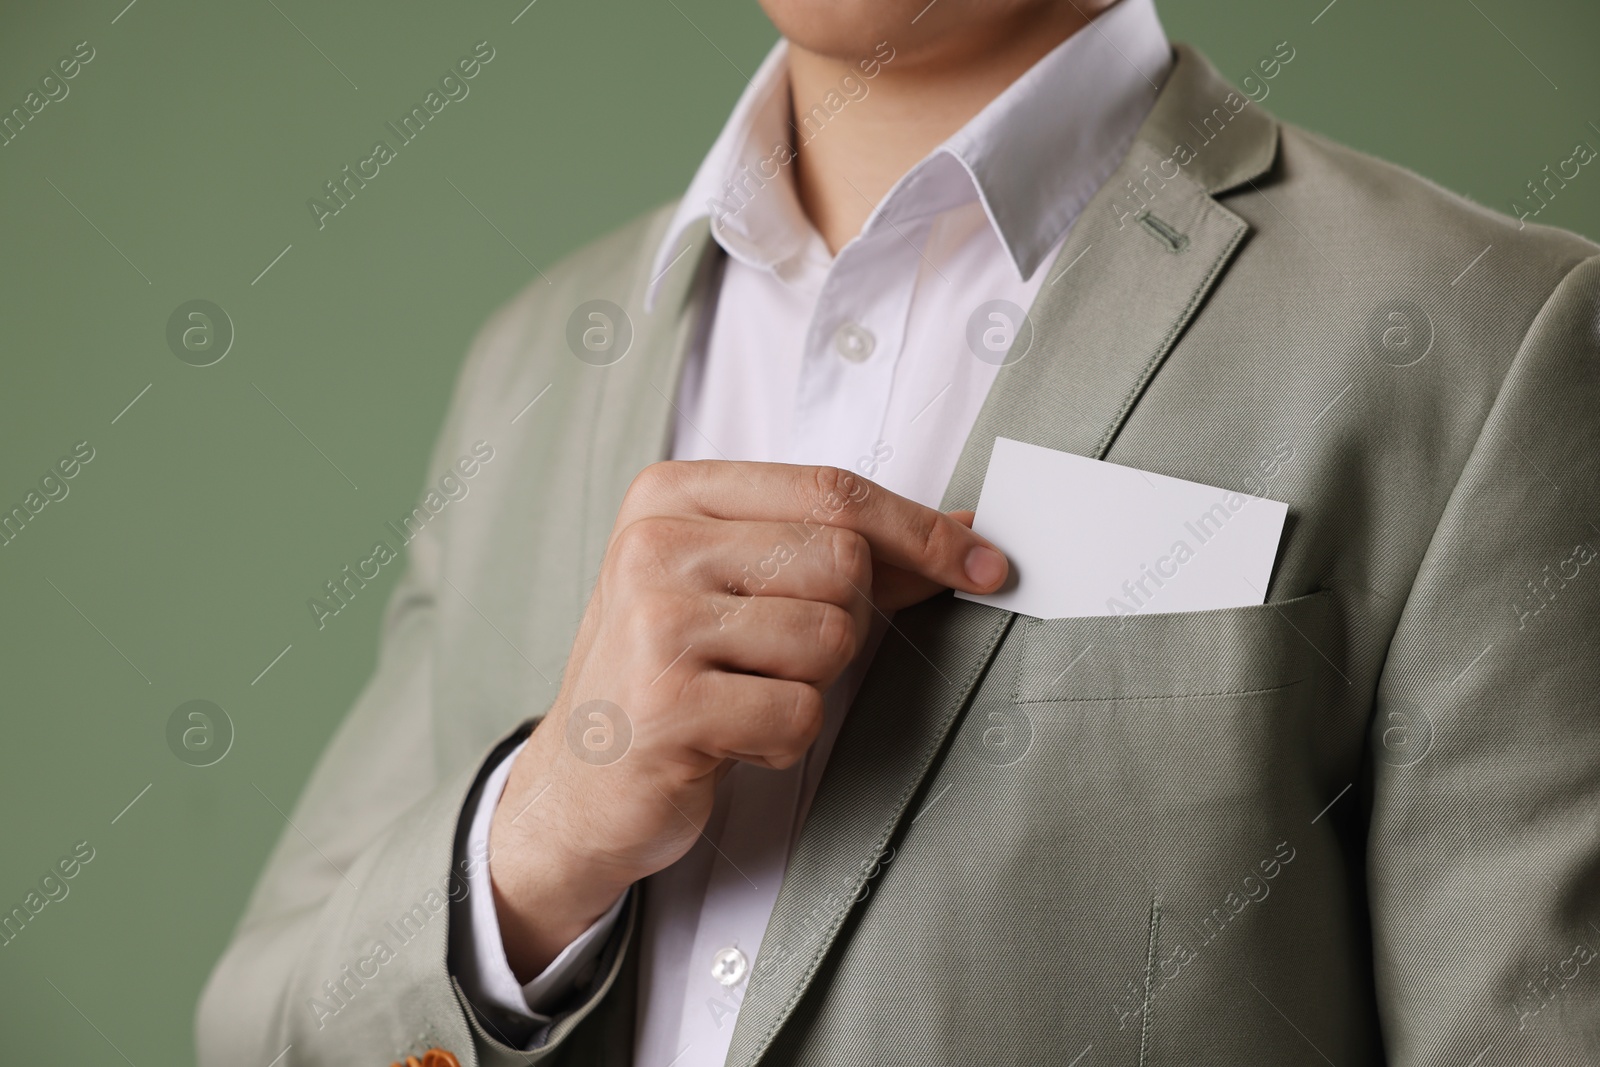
{"left": 955, "top": 437, "right": 1288, "bottom": 619}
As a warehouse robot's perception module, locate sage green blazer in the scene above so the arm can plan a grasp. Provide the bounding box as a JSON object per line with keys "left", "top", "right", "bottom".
{"left": 198, "top": 44, "right": 1600, "bottom": 1067}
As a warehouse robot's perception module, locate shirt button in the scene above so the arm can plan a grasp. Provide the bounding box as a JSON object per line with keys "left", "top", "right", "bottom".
{"left": 711, "top": 945, "right": 749, "bottom": 986}
{"left": 833, "top": 322, "right": 876, "bottom": 363}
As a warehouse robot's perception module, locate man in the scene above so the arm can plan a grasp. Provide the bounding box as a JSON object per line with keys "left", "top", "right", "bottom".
{"left": 199, "top": 0, "right": 1600, "bottom": 1063}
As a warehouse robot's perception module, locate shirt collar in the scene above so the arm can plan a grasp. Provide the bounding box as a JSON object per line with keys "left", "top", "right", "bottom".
{"left": 646, "top": 0, "right": 1171, "bottom": 309}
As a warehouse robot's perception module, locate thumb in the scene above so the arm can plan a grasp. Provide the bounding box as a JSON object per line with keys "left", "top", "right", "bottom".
{"left": 872, "top": 511, "right": 1003, "bottom": 612}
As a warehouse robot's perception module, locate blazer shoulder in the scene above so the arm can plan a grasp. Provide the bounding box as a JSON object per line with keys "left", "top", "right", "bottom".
{"left": 1271, "top": 121, "right": 1599, "bottom": 270}
{"left": 473, "top": 199, "right": 680, "bottom": 351}
{"left": 448, "top": 199, "right": 683, "bottom": 397}
{"left": 1213, "top": 116, "right": 1598, "bottom": 429}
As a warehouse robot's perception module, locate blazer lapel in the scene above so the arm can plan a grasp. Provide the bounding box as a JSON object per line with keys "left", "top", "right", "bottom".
{"left": 725, "top": 44, "right": 1279, "bottom": 1067}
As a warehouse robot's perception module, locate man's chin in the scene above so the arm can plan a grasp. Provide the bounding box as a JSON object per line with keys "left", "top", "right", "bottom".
{"left": 759, "top": 0, "right": 921, "bottom": 62}
{"left": 759, "top": 0, "right": 1106, "bottom": 74}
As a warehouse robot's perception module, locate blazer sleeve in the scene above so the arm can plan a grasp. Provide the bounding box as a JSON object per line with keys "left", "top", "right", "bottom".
{"left": 1368, "top": 253, "right": 1600, "bottom": 1063}
{"left": 194, "top": 302, "right": 634, "bottom": 1067}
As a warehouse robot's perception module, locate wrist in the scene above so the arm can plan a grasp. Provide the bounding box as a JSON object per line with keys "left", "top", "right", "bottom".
{"left": 488, "top": 826, "right": 631, "bottom": 980}
{"left": 489, "top": 733, "right": 636, "bottom": 980}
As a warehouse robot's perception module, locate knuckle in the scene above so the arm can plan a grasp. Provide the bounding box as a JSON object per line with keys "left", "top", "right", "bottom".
{"left": 827, "top": 527, "right": 872, "bottom": 586}
{"left": 761, "top": 685, "right": 825, "bottom": 771}
{"left": 790, "top": 685, "right": 826, "bottom": 744}
{"left": 807, "top": 463, "right": 843, "bottom": 497}
{"left": 814, "top": 603, "right": 857, "bottom": 663}
{"left": 805, "top": 465, "right": 860, "bottom": 521}
{"left": 623, "top": 461, "right": 685, "bottom": 512}
{"left": 609, "top": 516, "right": 675, "bottom": 576}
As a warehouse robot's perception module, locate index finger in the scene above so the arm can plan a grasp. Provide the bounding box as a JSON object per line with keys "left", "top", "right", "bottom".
{"left": 619, "top": 461, "right": 1008, "bottom": 595}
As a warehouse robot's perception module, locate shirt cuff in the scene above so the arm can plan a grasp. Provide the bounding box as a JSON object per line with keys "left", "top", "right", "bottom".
{"left": 454, "top": 737, "right": 629, "bottom": 1022}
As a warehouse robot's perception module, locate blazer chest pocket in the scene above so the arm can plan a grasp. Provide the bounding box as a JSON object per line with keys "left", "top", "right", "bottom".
{"left": 1013, "top": 590, "right": 1338, "bottom": 704}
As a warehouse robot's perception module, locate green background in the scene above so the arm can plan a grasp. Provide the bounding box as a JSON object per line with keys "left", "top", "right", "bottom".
{"left": 1, "top": 0, "right": 1595, "bottom": 1060}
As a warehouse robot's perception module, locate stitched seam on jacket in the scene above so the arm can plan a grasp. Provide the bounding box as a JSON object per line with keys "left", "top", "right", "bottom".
{"left": 1017, "top": 677, "right": 1306, "bottom": 705}
{"left": 1139, "top": 898, "right": 1160, "bottom": 1067}
{"left": 1093, "top": 207, "right": 1248, "bottom": 459}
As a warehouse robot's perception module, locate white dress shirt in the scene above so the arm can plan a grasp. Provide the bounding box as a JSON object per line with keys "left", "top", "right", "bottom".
{"left": 456, "top": 1, "right": 1171, "bottom": 1061}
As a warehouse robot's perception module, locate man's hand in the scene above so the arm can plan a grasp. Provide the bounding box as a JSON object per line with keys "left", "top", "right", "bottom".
{"left": 488, "top": 461, "right": 1008, "bottom": 979}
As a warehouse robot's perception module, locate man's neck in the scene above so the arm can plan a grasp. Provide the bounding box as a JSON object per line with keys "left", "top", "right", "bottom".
{"left": 787, "top": 4, "right": 1105, "bottom": 254}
